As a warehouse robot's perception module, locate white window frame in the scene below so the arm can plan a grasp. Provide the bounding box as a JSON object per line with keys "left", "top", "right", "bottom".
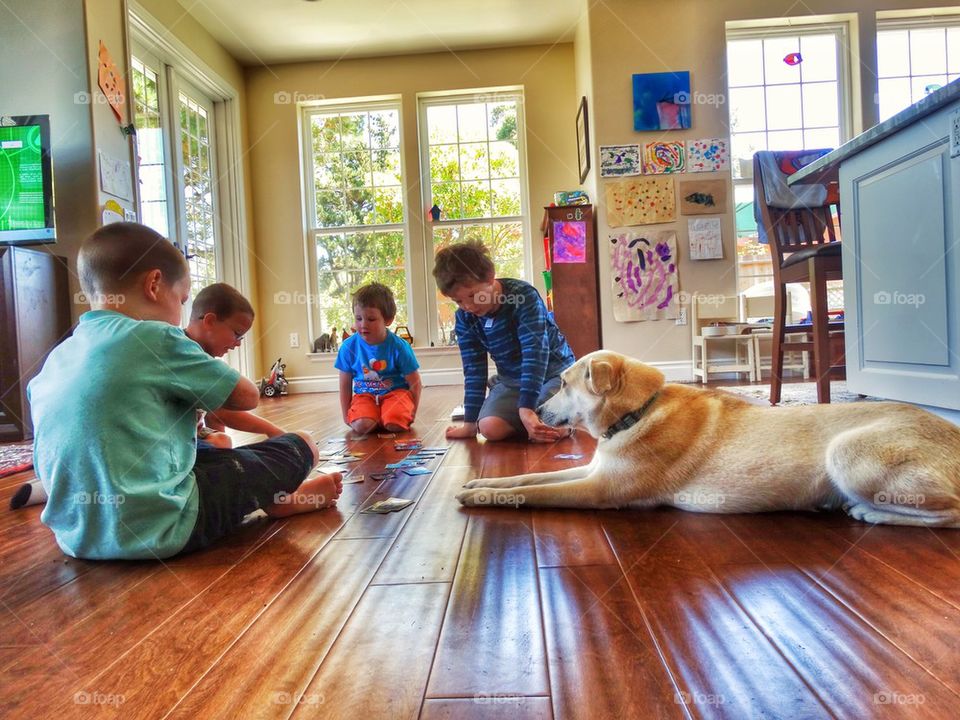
{"left": 725, "top": 20, "right": 853, "bottom": 296}
{"left": 417, "top": 87, "right": 532, "bottom": 348}
{"left": 298, "top": 95, "right": 411, "bottom": 346}
{"left": 128, "top": 2, "right": 252, "bottom": 376}
{"left": 875, "top": 15, "right": 960, "bottom": 121}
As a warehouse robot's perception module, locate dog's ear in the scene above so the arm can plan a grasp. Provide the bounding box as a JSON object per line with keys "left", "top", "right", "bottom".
{"left": 586, "top": 358, "right": 615, "bottom": 395}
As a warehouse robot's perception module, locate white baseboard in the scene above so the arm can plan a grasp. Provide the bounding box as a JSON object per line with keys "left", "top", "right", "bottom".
{"left": 286, "top": 360, "right": 694, "bottom": 394}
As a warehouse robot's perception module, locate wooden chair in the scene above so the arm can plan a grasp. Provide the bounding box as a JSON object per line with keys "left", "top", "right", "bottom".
{"left": 752, "top": 153, "right": 844, "bottom": 404}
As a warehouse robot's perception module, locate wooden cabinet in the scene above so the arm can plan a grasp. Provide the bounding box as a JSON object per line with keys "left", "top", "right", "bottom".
{"left": 0, "top": 247, "right": 71, "bottom": 441}
{"left": 541, "top": 204, "right": 602, "bottom": 359}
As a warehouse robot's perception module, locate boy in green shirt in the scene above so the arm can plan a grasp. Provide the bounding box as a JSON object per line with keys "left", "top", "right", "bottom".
{"left": 28, "top": 223, "right": 341, "bottom": 560}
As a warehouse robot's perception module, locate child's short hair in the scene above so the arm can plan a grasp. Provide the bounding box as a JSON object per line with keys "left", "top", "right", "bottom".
{"left": 78, "top": 222, "right": 188, "bottom": 295}
{"left": 432, "top": 241, "right": 495, "bottom": 295}
{"left": 191, "top": 282, "right": 255, "bottom": 322}
{"left": 352, "top": 282, "right": 397, "bottom": 323}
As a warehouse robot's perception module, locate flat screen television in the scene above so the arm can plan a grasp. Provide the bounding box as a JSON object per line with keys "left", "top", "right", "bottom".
{"left": 0, "top": 115, "right": 55, "bottom": 244}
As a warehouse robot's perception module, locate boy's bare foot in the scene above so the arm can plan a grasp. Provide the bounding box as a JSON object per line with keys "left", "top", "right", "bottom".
{"left": 266, "top": 471, "right": 343, "bottom": 518}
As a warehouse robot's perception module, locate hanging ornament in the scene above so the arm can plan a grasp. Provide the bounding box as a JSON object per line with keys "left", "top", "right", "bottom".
{"left": 783, "top": 52, "right": 803, "bottom": 66}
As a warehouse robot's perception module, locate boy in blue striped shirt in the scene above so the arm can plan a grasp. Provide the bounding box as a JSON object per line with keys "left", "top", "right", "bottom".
{"left": 434, "top": 241, "right": 575, "bottom": 442}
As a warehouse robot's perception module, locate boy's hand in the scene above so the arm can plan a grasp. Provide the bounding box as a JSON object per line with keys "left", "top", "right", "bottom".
{"left": 519, "top": 408, "right": 564, "bottom": 443}
{"left": 446, "top": 422, "right": 478, "bottom": 439}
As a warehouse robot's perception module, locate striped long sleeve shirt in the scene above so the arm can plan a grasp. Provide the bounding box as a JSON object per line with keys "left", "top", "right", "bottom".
{"left": 454, "top": 278, "right": 576, "bottom": 423}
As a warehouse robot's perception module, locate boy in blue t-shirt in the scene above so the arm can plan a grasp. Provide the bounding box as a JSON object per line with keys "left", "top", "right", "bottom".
{"left": 335, "top": 283, "right": 421, "bottom": 434}
{"left": 28, "top": 222, "right": 342, "bottom": 560}
{"left": 433, "top": 241, "right": 575, "bottom": 443}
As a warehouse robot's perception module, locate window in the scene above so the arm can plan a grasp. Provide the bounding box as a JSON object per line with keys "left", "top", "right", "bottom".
{"left": 303, "top": 100, "right": 407, "bottom": 335}
{"left": 178, "top": 85, "right": 218, "bottom": 297}
{"left": 301, "top": 89, "right": 530, "bottom": 348}
{"left": 725, "top": 24, "right": 850, "bottom": 297}
{"left": 419, "top": 92, "right": 528, "bottom": 345}
{"left": 131, "top": 56, "right": 169, "bottom": 238}
{"left": 876, "top": 19, "right": 960, "bottom": 121}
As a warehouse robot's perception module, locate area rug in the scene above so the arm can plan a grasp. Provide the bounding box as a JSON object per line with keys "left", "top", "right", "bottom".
{"left": 0, "top": 441, "right": 34, "bottom": 478}
{"left": 715, "top": 381, "right": 881, "bottom": 406}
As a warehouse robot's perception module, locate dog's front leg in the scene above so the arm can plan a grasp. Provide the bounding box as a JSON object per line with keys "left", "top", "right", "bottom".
{"left": 462, "top": 460, "right": 596, "bottom": 489}
{"left": 457, "top": 470, "right": 616, "bottom": 509}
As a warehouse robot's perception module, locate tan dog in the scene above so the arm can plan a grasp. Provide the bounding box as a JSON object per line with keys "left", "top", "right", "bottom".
{"left": 457, "top": 351, "right": 960, "bottom": 527}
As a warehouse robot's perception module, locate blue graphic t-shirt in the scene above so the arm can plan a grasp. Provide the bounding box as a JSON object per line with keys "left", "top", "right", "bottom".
{"left": 334, "top": 330, "right": 420, "bottom": 396}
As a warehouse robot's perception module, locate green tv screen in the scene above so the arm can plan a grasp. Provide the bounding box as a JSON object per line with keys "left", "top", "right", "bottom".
{"left": 0, "top": 116, "right": 55, "bottom": 244}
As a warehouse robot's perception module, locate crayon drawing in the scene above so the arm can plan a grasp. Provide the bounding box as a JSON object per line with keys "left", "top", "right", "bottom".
{"left": 643, "top": 142, "right": 685, "bottom": 174}
{"left": 610, "top": 230, "right": 679, "bottom": 321}
{"left": 553, "top": 221, "right": 587, "bottom": 263}
{"left": 599, "top": 144, "right": 641, "bottom": 177}
{"left": 686, "top": 138, "right": 729, "bottom": 172}
{"left": 605, "top": 176, "right": 676, "bottom": 227}
{"left": 632, "top": 71, "right": 692, "bottom": 131}
{"left": 679, "top": 179, "right": 727, "bottom": 216}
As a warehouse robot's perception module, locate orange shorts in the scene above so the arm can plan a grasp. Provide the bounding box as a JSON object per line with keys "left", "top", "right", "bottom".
{"left": 347, "top": 389, "right": 415, "bottom": 430}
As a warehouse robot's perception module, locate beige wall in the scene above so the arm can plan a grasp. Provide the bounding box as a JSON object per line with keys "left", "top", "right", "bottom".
{"left": 586, "top": 0, "right": 960, "bottom": 367}
{"left": 245, "top": 44, "right": 578, "bottom": 383}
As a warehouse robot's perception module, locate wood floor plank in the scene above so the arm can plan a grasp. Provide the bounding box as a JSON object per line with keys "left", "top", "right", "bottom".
{"left": 167, "top": 536, "right": 393, "bottom": 719}
{"left": 540, "top": 564, "right": 684, "bottom": 720}
{"left": 372, "top": 465, "right": 474, "bottom": 585}
{"left": 603, "top": 514, "right": 834, "bottom": 719}
{"left": 290, "top": 582, "right": 450, "bottom": 720}
{"left": 426, "top": 510, "right": 549, "bottom": 698}
{"left": 420, "top": 696, "right": 553, "bottom": 719}
{"left": 534, "top": 510, "right": 616, "bottom": 568}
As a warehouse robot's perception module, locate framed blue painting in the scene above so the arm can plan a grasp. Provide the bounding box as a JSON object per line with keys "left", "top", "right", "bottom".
{"left": 632, "top": 71, "right": 692, "bottom": 131}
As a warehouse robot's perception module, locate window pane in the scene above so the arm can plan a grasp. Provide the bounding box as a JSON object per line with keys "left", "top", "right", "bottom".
{"left": 801, "top": 82, "right": 839, "bottom": 127}
{"left": 729, "top": 86, "right": 767, "bottom": 132}
{"left": 765, "top": 84, "right": 802, "bottom": 130}
{"left": 489, "top": 141, "right": 519, "bottom": 178}
{"left": 427, "top": 105, "right": 457, "bottom": 144}
{"left": 430, "top": 144, "right": 459, "bottom": 183}
{"left": 949, "top": 28, "right": 960, "bottom": 74}
{"left": 911, "top": 74, "right": 947, "bottom": 102}
{"left": 315, "top": 153, "right": 343, "bottom": 188}
{"left": 371, "top": 148, "right": 401, "bottom": 186}
{"left": 461, "top": 180, "right": 492, "bottom": 218}
{"left": 766, "top": 129, "right": 804, "bottom": 150}
{"left": 340, "top": 112, "right": 369, "bottom": 152}
{"left": 490, "top": 222, "right": 524, "bottom": 278}
{"left": 878, "top": 77, "right": 912, "bottom": 120}
{"left": 727, "top": 38, "right": 764, "bottom": 86}
{"left": 340, "top": 151, "right": 371, "bottom": 187}
{"left": 802, "top": 127, "right": 839, "bottom": 151}
{"left": 763, "top": 36, "right": 801, "bottom": 85}
{"left": 345, "top": 188, "right": 375, "bottom": 225}
{"left": 369, "top": 110, "right": 399, "bottom": 148}
{"left": 798, "top": 34, "right": 838, "bottom": 82}
{"left": 374, "top": 186, "right": 403, "bottom": 224}
{"left": 431, "top": 182, "right": 462, "bottom": 220}
{"left": 488, "top": 101, "right": 517, "bottom": 141}
{"left": 877, "top": 30, "right": 909, "bottom": 77}
{"left": 457, "top": 103, "right": 487, "bottom": 142}
{"left": 910, "top": 28, "right": 948, "bottom": 75}
{"left": 315, "top": 189, "right": 345, "bottom": 227}
{"left": 459, "top": 142, "right": 489, "bottom": 180}
{"left": 491, "top": 178, "right": 521, "bottom": 216}
{"left": 730, "top": 131, "right": 766, "bottom": 179}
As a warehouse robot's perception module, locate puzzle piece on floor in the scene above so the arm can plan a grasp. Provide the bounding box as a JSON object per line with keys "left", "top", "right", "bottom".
{"left": 401, "top": 466, "right": 432, "bottom": 476}
{"left": 394, "top": 440, "right": 423, "bottom": 451}
{"left": 369, "top": 472, "right": 394, "bottom": 481}
{"left": 361, "top": 497, "right": 414, "bottom": 514}
{"left": 554, "top": 453, "right": 584, "bottom": 460}
{"left": 342, "top": 474, "right": 364, "bottom": 484}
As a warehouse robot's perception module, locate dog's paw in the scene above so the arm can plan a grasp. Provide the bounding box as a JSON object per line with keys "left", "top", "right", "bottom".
{"left": 457, "top": 489, "right": 486, "bottom": 506}
{"left": 462, "top": 479, "right": 484, "bottom": 489}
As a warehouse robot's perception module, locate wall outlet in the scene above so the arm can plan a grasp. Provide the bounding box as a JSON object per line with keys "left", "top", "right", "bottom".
{"left": 675, "top": 308, "right": 688, "bottom": 326}
{"left": 950, "top": 108, "right": 960, "bottom": 159}
{"left": 289, "top": 332, "right": 300, "bottom": 348}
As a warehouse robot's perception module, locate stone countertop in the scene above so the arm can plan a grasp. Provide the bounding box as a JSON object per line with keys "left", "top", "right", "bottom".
{"left": 788, "top": 76, "right": 960, "bottom": 185}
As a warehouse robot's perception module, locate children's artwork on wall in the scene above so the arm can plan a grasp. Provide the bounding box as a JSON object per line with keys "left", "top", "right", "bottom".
{"left": 97, "top": 41, "right": 126, "bottom": 123}
{"left": 686, "top": 138, "right": 729, "bottom": 172}
{"left": 643, "top": 142, "right": 685, "bottom": 174}
{"left": 552, "top": 220, "right": 587, "bottom": 263}
{"left": 632, "top": 71, "right": 692, "bottom": 131}
{"left": 605, "top": 177, "right": 677, "bottom": 227}
{"left": 679, "top": 179, "right": 727, "bottom": 215}
{"left": 609, "top": 230, "right": 679, "bottom": 321}
{"left": 688, "top": 218, "right": 723, "bottom": 260}
{"left": 599, "top": 144, "right": 641, "bottom": 177}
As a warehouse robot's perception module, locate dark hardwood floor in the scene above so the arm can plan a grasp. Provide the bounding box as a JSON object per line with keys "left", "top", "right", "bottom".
{"left": 2, "top": 386, "right": 960, "bottom": 718}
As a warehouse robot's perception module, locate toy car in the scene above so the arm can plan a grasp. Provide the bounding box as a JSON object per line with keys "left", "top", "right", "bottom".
{"left": 259, "top": 357, "right": 289, "bottom": 397}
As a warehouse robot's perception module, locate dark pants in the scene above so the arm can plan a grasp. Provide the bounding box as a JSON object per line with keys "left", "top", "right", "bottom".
{"left": 178, "top": 433, "right": 315, "bottom": 555}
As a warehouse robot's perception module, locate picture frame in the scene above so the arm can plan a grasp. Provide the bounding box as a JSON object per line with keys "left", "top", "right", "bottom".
{"left": 576, "top": 96, "right": 590, "bottom": 184}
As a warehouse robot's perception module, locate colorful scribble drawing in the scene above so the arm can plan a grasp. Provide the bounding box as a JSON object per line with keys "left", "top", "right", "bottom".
{"left": 599, "top": 144, "right": 641, "bottom": 177}
{"left": 553, "top": 221, "right": 587, "bottom": 263}
{"left": 643, "top": 142, "right": 685, "bottom": 174}
{"left": 686, "top": 138, "right": 729, "bottom": 172}
{"left": 609, "top": 230, "right": 679, "bottom": 321}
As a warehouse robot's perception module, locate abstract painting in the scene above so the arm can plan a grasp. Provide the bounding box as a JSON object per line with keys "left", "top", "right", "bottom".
{"left": 679, "top": 179, "right": 727, "bottom": 215}
{"left": 553, "top": 220, "right": 587, "bottom": 263}
{"left": 632, "top": 71, "right": 691, "bottom": 131}
{"left": 605, "top": 176, "right": 676, "bottom": 227}
{"left": 686, "top": 138, "right": 729, "bottom": 172}
{"left": 599, "top": 144, "right": 641, "bottom": 177}
{"left": 643, "top": 142, "right": 685, "bottom": 174}
{"left": 688, "top": 217, "right": 723, "bottom": 260}
{"left": 610, "top": 230, "right": 679, "bottom": 321}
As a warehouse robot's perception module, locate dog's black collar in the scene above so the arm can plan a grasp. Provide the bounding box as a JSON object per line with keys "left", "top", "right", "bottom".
{"left": 601, "top": 391, "right": 660, "bottom": 440}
